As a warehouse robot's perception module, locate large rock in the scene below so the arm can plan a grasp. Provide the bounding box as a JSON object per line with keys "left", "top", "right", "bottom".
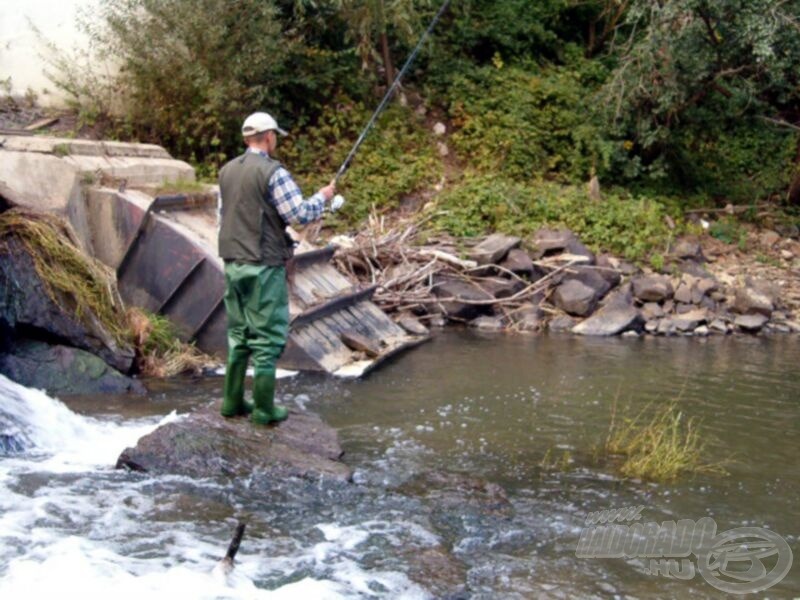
{"left": 631, "top": 275, "right": 674, "bottom": 303}
{"left": 561, "top": 266, "right": 614, "bottom": 298}
{"left": 469, "top": 233, "right": 521, "bottom": 265}
{"left": 0, "top": 341, "right": 144, "bottom": 396}
{"left": 530, "top": 228, "right": 596, "bottom": 264}
{"left": 734, "top": 314, "right": 769, "bottom": 333}
{"left": 432, "top": 277, "right": 493, "bottom": 321}
{"left": 117, "top": 404, "right": 351, "bottom": 481}
{"left": 733, "top": 286, "right": 774, "bottom": 317}
{"left": 572, "top": 305, "right": 643, "bottom": 336}
{"left": 499, "top": 248, "right": 535, "bottom": 278}
{"left": 553, "top": 280, "right": 599, "bottom": 317}
{"left": 0, "top": 239, "right": 135, "bottom": 373}
{"left": 671, "top": 238, "right": 705, "bottom": 262}
{"left": 672, "top": 308, "right": 709, "bottom": 332}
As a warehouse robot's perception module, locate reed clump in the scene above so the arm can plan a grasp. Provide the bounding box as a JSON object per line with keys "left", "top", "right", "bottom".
{"left": 126, "top": 307, "right": 208, "bottom": 377}
{"left": 604, "top": 402, "right": 728, "bottom": 482}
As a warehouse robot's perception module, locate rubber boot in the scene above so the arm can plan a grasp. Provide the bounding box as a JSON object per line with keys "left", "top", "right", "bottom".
{"left": 250, "top": 369, "right": 288, "bottom": 425}
{"left": 220, "top": 353, "right": 253, "bottom": 417}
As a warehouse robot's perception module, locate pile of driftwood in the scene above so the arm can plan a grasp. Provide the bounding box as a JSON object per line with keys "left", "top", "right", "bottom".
{"left": 331, "top": 214, "right": 600, "bottom": 331}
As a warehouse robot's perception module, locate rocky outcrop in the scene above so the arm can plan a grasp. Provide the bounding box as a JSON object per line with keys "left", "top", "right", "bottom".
{"left": 0, "top": 341, "right": 145, "bottom": 396}
{"left": 116, "top": 404, "right": 352, "bottom": 482}
{"left": 0, "top": 213, "right": 141, "bottom": 395}
{"left": 0, "top": 242, "right": 135, "bottom": 373}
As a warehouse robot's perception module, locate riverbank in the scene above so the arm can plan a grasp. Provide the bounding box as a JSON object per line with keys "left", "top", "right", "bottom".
{"left": 330, "top": 214, "right": 800, "bottom": 338}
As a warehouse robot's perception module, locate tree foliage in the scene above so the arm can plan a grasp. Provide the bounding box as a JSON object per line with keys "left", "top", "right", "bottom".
{"left": 48, "top": 0, "right": 800, "bottom": 221}
{"left": 601, "top": 0, "right": 800, "bottom": 199}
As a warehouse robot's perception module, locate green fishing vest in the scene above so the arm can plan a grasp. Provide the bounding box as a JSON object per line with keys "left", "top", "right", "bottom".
{"left": 218, "top": 152, "right": 294, "bottom": 266}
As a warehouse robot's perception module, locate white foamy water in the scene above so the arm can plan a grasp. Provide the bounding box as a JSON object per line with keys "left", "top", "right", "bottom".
{"left": 0, "top": 376, "right": 433, "bottom": 599}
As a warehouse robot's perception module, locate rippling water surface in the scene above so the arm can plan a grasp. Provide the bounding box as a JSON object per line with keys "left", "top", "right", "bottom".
{"left": 1, "top": 332, "right": 798, "bottom": 598}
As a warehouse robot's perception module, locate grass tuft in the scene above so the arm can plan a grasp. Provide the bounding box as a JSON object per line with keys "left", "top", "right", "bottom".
{"left": 603, "top": 401, "right": 728, "bottom": 482}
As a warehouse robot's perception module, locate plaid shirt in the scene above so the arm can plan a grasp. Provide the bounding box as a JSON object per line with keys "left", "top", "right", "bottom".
{"left": 248, "top": 149, "right": 325, "bottom": 225}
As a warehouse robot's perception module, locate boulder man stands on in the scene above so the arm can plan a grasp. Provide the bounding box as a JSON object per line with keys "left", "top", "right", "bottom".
{"left": 217, "top": 112, "right": 343, "bottom": 425}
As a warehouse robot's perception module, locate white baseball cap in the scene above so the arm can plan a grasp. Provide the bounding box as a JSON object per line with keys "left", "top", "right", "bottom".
{"left": 241, "top": 112, "right": 288, "bottom": 137}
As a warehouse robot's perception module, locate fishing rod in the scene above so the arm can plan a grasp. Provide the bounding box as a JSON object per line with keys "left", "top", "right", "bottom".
{"left": 334, "top": 0, "right": 452, "bottom": 184}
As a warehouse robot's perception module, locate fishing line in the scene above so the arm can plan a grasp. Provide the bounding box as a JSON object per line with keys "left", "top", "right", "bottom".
{"left": 334, "top": 0, "right": 452, "bottom": 183}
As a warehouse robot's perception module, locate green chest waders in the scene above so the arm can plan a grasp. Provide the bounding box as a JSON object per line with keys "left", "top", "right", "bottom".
{"left": 221, "top": 263, "right": 290, "bottom": 424}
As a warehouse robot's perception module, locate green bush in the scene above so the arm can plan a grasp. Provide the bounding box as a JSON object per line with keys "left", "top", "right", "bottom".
{"left": 431, "top": 173, "right": 680, "bottom": 261}
{"left": 279, "top": 101, "right": 441, "bottom": 224}
{"left": 444, "top": 62, "right": 612, "bottom": 183}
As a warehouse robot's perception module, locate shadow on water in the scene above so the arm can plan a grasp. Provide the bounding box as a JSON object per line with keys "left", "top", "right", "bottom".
{"left": 2, "top": 331, "right": 798, "bottom": 598}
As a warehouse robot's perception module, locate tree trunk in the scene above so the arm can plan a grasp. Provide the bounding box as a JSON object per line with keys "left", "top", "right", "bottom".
{"left": 380, "top": 31, "right": 394, "bottom": 88}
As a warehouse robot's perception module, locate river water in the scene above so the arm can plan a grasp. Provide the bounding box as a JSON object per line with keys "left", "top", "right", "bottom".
{"left": 0, "top": 331, "right": 798, "bottom": 598}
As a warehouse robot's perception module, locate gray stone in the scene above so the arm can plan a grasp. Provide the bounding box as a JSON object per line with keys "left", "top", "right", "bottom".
{"left": 733, "top": 286, "right": 774, "bottom": 317}
{"left": 676, "top": 260, "right": 713, "bottom": 278}
{"left": 632, "top": 275, "right": 674, "bottom": 303}
{"left": 672, "top": 308, "right": 709, "bottom": 332}
{"left": 572, "top": 305, "right": 643, "bottom": 336}
{"left": 673, "top": 282, "right": 693, "bottom": 304}
{"left": 470, "top": 315, "right": 505, "bottom": 331}
{"left": 657, "top": 318, "right": 677, "bottom": 336}
{"left": 663, "top": 299, "right": 675, "bottom": 314}
{"left": 760, "top": 230, "right": 780, "bottom": 248}
{"left": 0, "top": 341, "right": 145, "bottom": 396}
{"left": 117, "top": 404, "right": 351, "bottom": 481}
{"left": 710, "top": 318, "right": 729, "bottom": 334}
{"left": 590, "top": 258, "right": 622, "bottom": 289}
{"left": 530, "top": 228, "right": 575, "bottom": 257}
{"left": 432, "top": 277, "right": 493, "bottom": 321}
{"left": 565, "top": 239, "right": 597, "bottom": 264}
{"left": 477, "top": 277, "right": 524, "bottom": 299}
{"left": 469, "top": 233, "right": 521, "bottom": 265}
{"left": 560, "top": 266, "right": 614, "bottom": 298}
{"left": 645, "top": 319, "right": 659, "bottom": 334}
{"left": 734, "top": 314, "right": 769, "bottom": 333}
{"left": 695, "top": 325, "right": 710, "bottom": 336}
{"left": 553, "top": 280, "right": 599, "bottom": 317}
{"left": 499, "top": 248, "right": 534, "bottom": 277}
{"left": 398, "top": 316, "right": 429, "bottom": 336}
{"left": 696, "top": 277, "right": 718, "bottom": 296}
{"left": 513, "top": 304, "right": 544, "bottom": 332}
{"left": 641, "top": 302, "right": 664, "bottom": 320}
{"left": 672, "top": 239, "right": 704, "bottom": 261}
{"left": 548, "top": 315, "right": 578, "bottom": 332}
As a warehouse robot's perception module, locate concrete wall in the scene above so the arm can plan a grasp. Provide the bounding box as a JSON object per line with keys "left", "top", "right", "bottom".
{"left": 0, "top": 0, "right": 100, "bottom": 105}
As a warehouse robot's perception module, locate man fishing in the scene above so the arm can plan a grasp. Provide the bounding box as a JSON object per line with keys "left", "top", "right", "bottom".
{"left": 217, "top": 112, "right": 344, "bottom": 425}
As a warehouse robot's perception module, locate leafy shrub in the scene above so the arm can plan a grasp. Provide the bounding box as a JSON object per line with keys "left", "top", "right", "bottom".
{"left": 444, "top": 62, "right": 612, "bottom": 183}
{"left": 431, "top": 173, "right": 680, "bottom": 261}
{"left": 279, "top": 101, "right": 441, "bottom": 224}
